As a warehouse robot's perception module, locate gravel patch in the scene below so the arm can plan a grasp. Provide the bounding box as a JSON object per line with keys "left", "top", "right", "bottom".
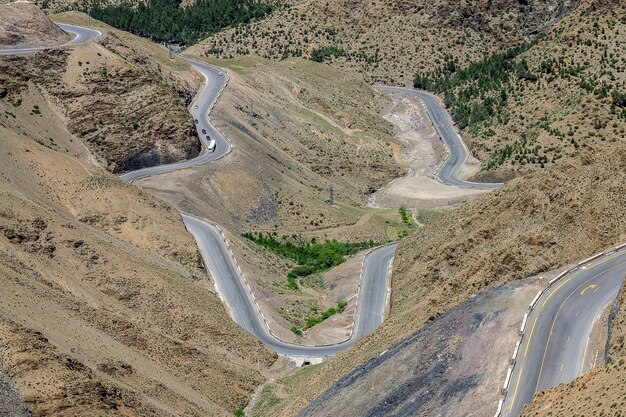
{"left": 0, "top": 359, "right": 29, "bottom": 417}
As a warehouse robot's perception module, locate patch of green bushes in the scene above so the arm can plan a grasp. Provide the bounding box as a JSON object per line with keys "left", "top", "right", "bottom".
{"left": 242, "top": 232, "right": 376, "bottom": 290}
{"left": 92, "top": 0, "right": 277, "bottom": 46}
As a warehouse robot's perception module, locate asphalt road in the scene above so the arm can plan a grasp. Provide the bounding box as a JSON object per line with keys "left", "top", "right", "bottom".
{"left": 376, "top": 86, "right": 502, "bottom": 189}
{"left": 0, "top": 23, "right": 101, "bottom": 55}
{"left": 502, "top": 250, "right": 626, "bottom": 417}
{"left": 182, "top": 214, "right": 397, "bottom": 357}
{"left": 119, "top": 56, "right": 231, "bottom": 182}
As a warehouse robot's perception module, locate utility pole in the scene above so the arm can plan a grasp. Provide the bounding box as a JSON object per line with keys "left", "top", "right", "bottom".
{"left": 168, "top": 40, "right": 173, "bottom": 60}
{"left": 87, "top": 7, "right": 91, "bottom": 27}
{"left": 329, "top": 184, "right": 334, "bottom": 207}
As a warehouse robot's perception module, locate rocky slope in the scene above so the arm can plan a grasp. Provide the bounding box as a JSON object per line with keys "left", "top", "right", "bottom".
{"left": 0, "top": 14, "right": 200, "bottom": 173}
{"left": 249, "top": 144, "right": 626, "bottom": 416}
{"left": 0, "top": 2, "right": 70, "bottom": 48}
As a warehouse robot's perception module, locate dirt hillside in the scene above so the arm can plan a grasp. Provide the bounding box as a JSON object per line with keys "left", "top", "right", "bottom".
{"left": 1, "top": 11, "right": 202, "bottom": 173}
{"left": 249, "top": 143, "right": 626, "bottom": 416}
{"left": 0, "top": 11, "right": 277, "bottom": 417}
{"left": 0, "top": 2, "right": 70, "bottom": 48}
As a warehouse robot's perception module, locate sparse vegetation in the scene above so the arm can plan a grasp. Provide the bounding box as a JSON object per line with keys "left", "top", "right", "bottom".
{"left": 398, "top": 206, "right": 412, "bottom": 226}
{"left": 415, "top": 210, "right": 444, "bottom": 225}
{"left": 290, "top": 300, "right": 347, "bottom": 335}
{"left": 83, "top": 173, "right": 123, "bottom": 189}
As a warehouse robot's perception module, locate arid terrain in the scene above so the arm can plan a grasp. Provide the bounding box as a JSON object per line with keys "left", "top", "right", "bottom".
{"left": 0, "top": 8, "right": 276, "bottom": 417}
{"left": 1, "top": 0, "right": 625, "bottom": 416}
{"left": 189, "top": 0, "right": 580, "bottom": 85}
{"left": 247, "top": 144, "right": 626, "bottom": 416}
{"left": 135, "top": 55, "right": 411, "bottom": 344}
{"left": 0, "top": 2, "right": 70, "bottom": 48}
{"left": 2, "top": 11, "right": 202, "bottom": 173}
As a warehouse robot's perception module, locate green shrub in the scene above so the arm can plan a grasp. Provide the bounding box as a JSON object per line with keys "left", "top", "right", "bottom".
{"left": 243, "top": 232, "right": 377, "bottom": 288}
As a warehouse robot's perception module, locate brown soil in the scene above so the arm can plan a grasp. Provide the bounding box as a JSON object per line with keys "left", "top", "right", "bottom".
{"left": 1, "top": 15, "right": 201, "bottom": 173}
{"left": 0, "top": 2, "right": 70, "bottom": 48}
{"left": 0, "top": 13, "right": 277, "bottom": 416}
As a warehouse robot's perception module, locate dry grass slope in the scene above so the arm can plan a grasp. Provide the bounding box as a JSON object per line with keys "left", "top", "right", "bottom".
{"left": 0, "top": 8, "right": 276, "bottom": 416}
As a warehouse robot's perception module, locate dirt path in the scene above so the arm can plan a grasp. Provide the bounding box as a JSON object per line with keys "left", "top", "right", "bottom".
{"left": 369, "top": 93, "right": 488, "bottom": 210}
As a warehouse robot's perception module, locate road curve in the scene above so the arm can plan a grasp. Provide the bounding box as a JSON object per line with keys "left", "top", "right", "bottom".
{"left": 502, "top": 249, "right": 626, "bottom": 417}
{"left": 0, "top": 23, "right": 101, "bottom": 55}
{"left": 0, "top": 20, "right": 400, "bottom": 357}
{"left": 119, "top": 56, "right": 231, "bottom": 182}
{"left": 376, "top": 86, "right": 502, "bottom": 190}
{"left": 183, "top": 214, "right": 397, "bottom": 357}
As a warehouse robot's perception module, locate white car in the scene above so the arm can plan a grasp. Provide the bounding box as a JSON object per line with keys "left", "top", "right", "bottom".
{"left": 194, "top": 104, "right": 198, "bottom": 109}
{"left": 218, "top": 72, "right": 223, "bottom": 76}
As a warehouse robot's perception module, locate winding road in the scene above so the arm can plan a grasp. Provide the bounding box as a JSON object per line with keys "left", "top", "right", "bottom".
{"left": 6, "top": 21, "right": 621, "bottom": 416}
{"left": 120, "top": 56, "right": 231, "bottom": 182}
{"left": 0, "top": 23, "right": 101, "bottom": 55}
{"left": 376, "top": 86, "right": 502, "bottom": 189}
{"left": 3, "top": 20, "right": 400, "bottom": 357}
{"left": 183, "top": 214, "right": 397, "bottom": 357}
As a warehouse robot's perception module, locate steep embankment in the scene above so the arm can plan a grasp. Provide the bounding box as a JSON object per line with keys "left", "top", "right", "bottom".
{"left": 1, "top": 13, "right": 201, "bottom": 173}
{"left": 519, "top": 282, "right": 626, "bottom": 416}
{"left": 0, "top": 2, "right": 70, "bottom": 48}
{"left": 188, "top": 0, "right": 579, "bottom": 85}
{"left": 0, "top": 9, "right": 276, "bottom": 417}
{"left": 248, "top": 144, "right": 626, "bottom": 416}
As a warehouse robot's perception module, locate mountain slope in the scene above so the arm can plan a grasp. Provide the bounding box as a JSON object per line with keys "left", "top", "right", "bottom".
{"left": 0, "top": 9, "right": 276, "bottom": 416}
{"left": 0, "top": 2, "right": 70, "bottom": 48}
{"left": 188, "top": 0, "right": 580, "bottom": 85}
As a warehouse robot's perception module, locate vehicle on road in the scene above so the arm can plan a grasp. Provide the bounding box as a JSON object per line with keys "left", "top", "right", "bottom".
{"left": 194, "top": 119, "right": 198, "bottom": 124}
{"left": 207, "top": 138, "right": 217, "bottom": 152}
{"left": 194, "top": 104, "right": 198, "bottom": 109}
{"left": 218, "top": 71, "right": 223, "bottom": 76}
{"left": 201, "top": 128, "right": 206, "bottom": 134}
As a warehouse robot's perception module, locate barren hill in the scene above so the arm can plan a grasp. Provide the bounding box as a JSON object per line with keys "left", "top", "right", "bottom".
{"left": 0, "top": 1, "right": 70, "bottom": 48}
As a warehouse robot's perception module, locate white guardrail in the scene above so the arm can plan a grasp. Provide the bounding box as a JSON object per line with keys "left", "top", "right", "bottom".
{"left": 493, "top": 242, "right": 626, "bottom": 417}
{"left": 182, "top": 212, "right": 392, "bottom": 356}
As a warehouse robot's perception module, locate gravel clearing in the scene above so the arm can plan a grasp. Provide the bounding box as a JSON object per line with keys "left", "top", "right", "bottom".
{"left": 0, "top": 360, "right": 29, "bottom": 417}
